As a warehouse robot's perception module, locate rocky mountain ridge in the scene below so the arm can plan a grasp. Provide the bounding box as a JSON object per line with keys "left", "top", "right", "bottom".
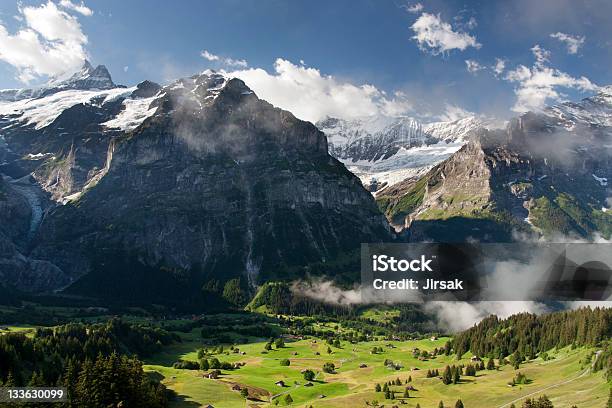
{"left": 0, "top": 64, "right": 391, "bottom": 302}
{"left": 317, "top": 115, "right": 486, "bottom": 192}
{"left": 376, "top": 89, "right": 612, "bottom": 241}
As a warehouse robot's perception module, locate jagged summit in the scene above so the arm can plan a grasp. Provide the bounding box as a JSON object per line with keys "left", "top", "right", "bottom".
{"left": 0, "top": 60, "right": 119, "bottom": 102}
{"left": 43, "top": 60, "right": 117, "bottom": 94}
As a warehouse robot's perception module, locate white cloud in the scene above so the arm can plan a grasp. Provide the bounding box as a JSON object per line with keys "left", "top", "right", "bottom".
{"left": 437, "top": 103, "right": 475, "bottom": 122}
{"left": 59, "top": 0, "right": 93, "bottom": 16}
{"left": 411, "top": 13, "right": 481, "bottom": 55}
{"left": 492, "top": 58, "right": 506, "bottom": 76}
{"left": 504, "top": 46, "right": 599, "bottom": 112}
{"left": 405, "top": 2, "right": 424, "bottom": 14}
{"left": 550, "top": 32, "right": 585, "bottom": 55}
{"left": 201, "top": 49, "right": 247, "bottom": 68}
{"left": 425, "top": 301, "right": 549, "bottom": 332}
{"left": 225, "top": 58, "right": 412, "bottom": 123}
{"left": 0, "top": 1, "right": 89, "bottom": 83}
{"left": 200, "top": 50, "right": 220, "bottom": 61}
{"left": 465, "top": 59, "right": 484, "bottom": 74}
{"left": 224, "top": 57, "right": 247, "bottom": 68}
{"left": 531, "top": 44, "right": 551, "bottom": 67}
{"left": 123, "top": 65, "right": 128, "bottom": 72}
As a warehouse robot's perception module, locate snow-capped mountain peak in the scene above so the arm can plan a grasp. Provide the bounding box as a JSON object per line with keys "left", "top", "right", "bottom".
{"left": 0, "top": 60, "right": 118, "bottom": 103}
{"left": 544, "top": 84, "right": 612, "bottom": 130}
{"left": 317, "top": 114, "right": 486, "bottom": 192}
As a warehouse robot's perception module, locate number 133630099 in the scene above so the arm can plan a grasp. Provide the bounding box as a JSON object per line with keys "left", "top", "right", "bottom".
{"left": 1, "top": 387, "right": 67, "bottom": 402}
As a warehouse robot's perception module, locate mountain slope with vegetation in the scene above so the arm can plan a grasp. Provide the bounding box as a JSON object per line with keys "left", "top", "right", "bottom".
{"left": 377, "top": 90, "right": 612, "bottom": 241}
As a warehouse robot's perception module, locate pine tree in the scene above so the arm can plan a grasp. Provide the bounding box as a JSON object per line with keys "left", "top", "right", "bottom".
{"left": 403, "top": 388, "right": 410, "bottom": 398}
{"left": 455, "top": 400, "right": 464, "bottom": 408}
{"left": 439, "top": 401, "right": 445, "bottom": 408}
{"left": 5, "top": 372, "right": 16, "bottom": 387}
{"left": 28, "top": 371, "right": 44, "bottom": 386}
{"left": 442, "top": 366, "right": 452, "bottom": 384}
{"left": 199, "top": 358, "right": 209, "bottom": 370}
{"left": 375, "top": 383, "right": 381, "bottom": 392}
{"left": 283, "top": 393, "right": 293, "bottom": 404}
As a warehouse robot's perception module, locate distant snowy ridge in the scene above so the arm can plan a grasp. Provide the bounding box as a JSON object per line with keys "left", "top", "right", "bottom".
{"left": 317, "top": 114, "right": 487, "bottom": 192}
{"left": 545, "top": 85, "right": 612, "bottom": 130}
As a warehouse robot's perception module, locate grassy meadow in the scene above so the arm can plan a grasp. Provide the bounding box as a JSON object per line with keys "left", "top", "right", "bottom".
{"left": 143, "top": 328, "right": 609, "bottom": 408}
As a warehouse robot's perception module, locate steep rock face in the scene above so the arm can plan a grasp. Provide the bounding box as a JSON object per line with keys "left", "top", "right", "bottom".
{"left": 376, "top": 100, "right": 612, "bottom": 241}
{"left": 0, "top": 177, "right": 68, "bottom": 292}
{"left": 31, "top": 73, "right": 391, "bottom": 298}
{"left": 0, "top": 70, "right": 160, "bottom": 202}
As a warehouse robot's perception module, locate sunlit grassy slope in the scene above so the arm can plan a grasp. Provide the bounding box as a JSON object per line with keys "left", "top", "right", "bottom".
{"left": 144, "top": 329, "right": 609, "bottom": 408}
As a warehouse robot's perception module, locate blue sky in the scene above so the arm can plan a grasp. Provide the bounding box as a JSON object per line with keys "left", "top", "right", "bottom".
{"left": 1, "top": 0, "right": 611, "bottom": 122}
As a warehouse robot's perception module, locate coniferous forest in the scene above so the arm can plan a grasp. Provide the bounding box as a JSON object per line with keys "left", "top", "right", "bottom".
{"left": 0, "top": 319, "right": 176, "bottom": 407}
{"left": 453, "top": 308, "right": 612, "bottom": 376}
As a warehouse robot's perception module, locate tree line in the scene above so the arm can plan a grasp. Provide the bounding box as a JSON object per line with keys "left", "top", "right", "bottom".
{"left": 453, "top": 307, "right": 611, "bottom": 365}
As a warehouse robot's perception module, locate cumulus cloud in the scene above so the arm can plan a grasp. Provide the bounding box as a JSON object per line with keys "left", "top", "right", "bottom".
{"left": 201, "top": 49, "right": 220, "bottom": 61}
{"left": 465, "top": 59, "right": 484, "bottom": 74}
{"left": 411, "top": 13, "right": 481, "bottom": 55}
{"left": 493, "top": 58, "right": 506, "bottom": 76}
{"left": 59, "top": 0, "right": 93, "bottom": 16}
{"left": 504, "top": 44, "right": 599, "bottom": 112}
{"left": 224, "top": 57, "right": 248, "bottom": 68}
{"left": 404, "top": 2, "right": 424, "bottom": 14}
{"left": 225, "top": 58, "right": 413, "bottom": 122}
{"left": 0, "top": 1, "right": 90, "bottom": 83}
{"left": 201, "top": 49, "right": 247, "bottom": 68}
{"left": 550, "top": 32, "right": 585, "bottom": 55}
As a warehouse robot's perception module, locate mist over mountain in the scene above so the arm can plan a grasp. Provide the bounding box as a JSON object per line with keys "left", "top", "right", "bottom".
{"left": 0, "top": 63, "right": 390, "bottom": 304}
{"left": 376, "top": 87, "right": 612, "bottom": 241}
{"left": 0, "top": 62, "right": 610, "bottom": 305}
